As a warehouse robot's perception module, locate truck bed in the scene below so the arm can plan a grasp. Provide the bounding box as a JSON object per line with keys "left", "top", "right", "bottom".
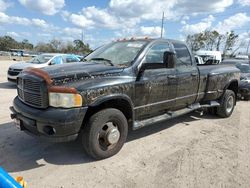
{"left": 197, "top": 64, "right": 240, "bottom": 102}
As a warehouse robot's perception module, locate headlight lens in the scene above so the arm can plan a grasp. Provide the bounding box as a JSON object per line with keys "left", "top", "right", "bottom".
{"left": 49, "top": 92, "right": 82, "bottom": 108}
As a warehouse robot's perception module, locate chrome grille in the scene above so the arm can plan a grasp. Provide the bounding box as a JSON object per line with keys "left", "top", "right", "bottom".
{"left": 23, "top": 79, "right": 41, "bottom": 91}
{"left": 17, "top": 76, "right": 48, "bottom": 108}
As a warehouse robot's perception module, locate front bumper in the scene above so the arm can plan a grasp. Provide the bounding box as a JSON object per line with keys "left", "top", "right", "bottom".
{"left": 7, "top": 75, "right": 17, "bottom": 83}
{"left": 10, "top": 97, "right": 88, "bottom": 142}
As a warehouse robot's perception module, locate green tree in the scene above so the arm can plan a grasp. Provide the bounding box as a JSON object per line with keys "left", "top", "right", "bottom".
{"left": 0, "top": 35, "right": 19, "bottom": 51}
{"left": 73, "top": 39, "right": 92, "bottom": 54}
{"left": 50, "top": 39, "right": 62, "bottom": 52}
{"left": 186, "top": 33, "right": 205, "bottom": 51}
{"left": 35, "top": 42, "right": 53, "bottom": 53}
{"left": 61, "top": 42, "right": 75, "bottom": 53}
{"left": 21, "top": 39, "right": 33, "bottom": 50}
{"left": 223, "top": 31, "right": 239, "bottom": 57}
{"left": 186, "top": 30, "right": 238, "bottom": 56}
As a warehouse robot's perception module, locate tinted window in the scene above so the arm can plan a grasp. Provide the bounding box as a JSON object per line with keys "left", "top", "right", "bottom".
{"left": 65, "top": 55, "right": 80, "bottom": 63}
{"left": 29, "top": 54, "right": 53, "bottom": 64}
{"left": 145, "top": 43, "right": 171, "bottom": 64}
{"left": 173, "top": 43, "right": 192, "bottom": 66}
{"left": 51, "top": 56, "right": 63, "bottom": 65}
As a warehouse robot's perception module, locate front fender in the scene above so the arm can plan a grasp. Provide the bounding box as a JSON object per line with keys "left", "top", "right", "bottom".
{"left": 89, "top": 94, "right": 134, "bottom": 108}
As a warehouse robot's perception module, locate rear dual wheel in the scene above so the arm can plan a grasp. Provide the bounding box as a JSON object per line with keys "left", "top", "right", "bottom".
{"left": 216, "top": 90, "right": 235, "bottom": 118}
{"left": 207, "top": 90, "right": 236, "bottom": 117}
{"left": 81, "top": 108, "right": 128, "bottom": 160}
{"left": 211, "top": 90, "right": 236, "bottom": 118}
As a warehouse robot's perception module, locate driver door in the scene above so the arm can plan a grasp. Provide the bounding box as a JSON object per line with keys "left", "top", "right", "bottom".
{"left": 134, "top": 43, "right": 177, "bottom": 120}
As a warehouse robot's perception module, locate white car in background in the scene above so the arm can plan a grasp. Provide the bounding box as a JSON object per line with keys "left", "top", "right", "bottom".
{"left": 195, "top": 50, "right": 222, "bottom": 64}
{"left": 194, "top": 55, "right": 205, "bottom": 64}
{"left": 7, "top": 53, "right": 80, "bottom": 82}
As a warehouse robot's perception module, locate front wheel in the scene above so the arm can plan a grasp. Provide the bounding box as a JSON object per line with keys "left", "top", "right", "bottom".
{"left": 244, "top": 96, "right": 250, "bottom": 101}
{"left": 81, "top": 108, "right": 128, "bottom": 160}
{"left": 217, "top": 90, "right": 236, "bottom": 118}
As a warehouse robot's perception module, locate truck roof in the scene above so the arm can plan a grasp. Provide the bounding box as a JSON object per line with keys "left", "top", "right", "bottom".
{"left": 115, "top": 38, "right": 186, "bottom": 46}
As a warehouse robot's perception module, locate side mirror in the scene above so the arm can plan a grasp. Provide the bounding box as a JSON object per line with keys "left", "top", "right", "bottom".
{"left": 50, "top": 60, "right": 56, "bottom": 65}
{"left": 163, "top": 51, "right": 175, "bottom": 68}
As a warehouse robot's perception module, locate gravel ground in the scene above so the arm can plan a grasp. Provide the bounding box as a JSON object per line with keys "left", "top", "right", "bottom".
{"left": 0, "top": 60, "right": 250, "bottom": 188}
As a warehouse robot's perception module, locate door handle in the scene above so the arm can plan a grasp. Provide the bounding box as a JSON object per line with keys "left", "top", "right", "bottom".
{"left": 167, "top": 75, "right": 176, "bottom": 79}
{"left": 191, "top": 73, "right": 198, "bottom": 76}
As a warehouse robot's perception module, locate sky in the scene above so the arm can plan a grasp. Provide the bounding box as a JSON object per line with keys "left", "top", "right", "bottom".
{"left": 0, "top": 0, "right": 250, "bottom": 48}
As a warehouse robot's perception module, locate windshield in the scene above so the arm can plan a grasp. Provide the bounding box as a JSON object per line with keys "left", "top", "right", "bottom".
{"left": 28, "top": 54, "right": 54, "bottom": 64}
{"left": 236, "top": 64, "right": 250, "bottom": 73}
{"left": 84, "top": 41, "right": 147, "bottom": 67}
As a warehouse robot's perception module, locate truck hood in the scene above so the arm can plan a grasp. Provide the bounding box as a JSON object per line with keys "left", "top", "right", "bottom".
{"left": 9, "top": 62, "right": 47, "bottom": 70}
{"left": 42, "top": 62, "right": 124, "bottom": 84}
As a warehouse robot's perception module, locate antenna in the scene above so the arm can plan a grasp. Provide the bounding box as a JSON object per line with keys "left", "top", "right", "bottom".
{"left": 81, "top": 29, "right": 84, "bottom": 42}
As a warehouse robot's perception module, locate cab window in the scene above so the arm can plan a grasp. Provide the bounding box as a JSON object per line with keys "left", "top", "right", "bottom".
{"left": 173, "top": 43, "right": 192, "bottom": 66}
{"left": 145, "top": 43, "right": 171, "bottom": 64}
{"left": 65, "top": 55, "right": 80, "bottom": 63}
{"left": 50, "top": 56, "right": 63, "bottom": 65}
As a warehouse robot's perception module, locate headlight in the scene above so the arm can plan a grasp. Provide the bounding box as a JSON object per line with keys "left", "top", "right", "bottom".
{"left": 49, "top": 92, "right": 82, "bottom": 108}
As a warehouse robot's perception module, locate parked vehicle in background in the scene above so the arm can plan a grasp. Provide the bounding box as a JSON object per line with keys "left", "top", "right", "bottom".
{"left": 235, "top": 63, "right": 250, "bottom": 100}
{"left": 195, "top": 55, "right": 205, "bottom": 64}
{"left": 222, "top": 58, "right": 250, "bottom": 65}
{"left": 0, "top": 51, "right": 11, "bottom": 56}
{"left": 235, "top": 54, "right": 249, "bottom": 60}
{"left": 7, "top": 53, "right": 81, "bottom": 82}
{"left": 222, "top": 59, "right": 250, "bottom": 100}
{"left": 239, "top": 77, "right": 250, "bottom": 100}
{"left": 195, "top": 50, "right": 222, "bottom": 64}
{"left": 10, "top": 38, "right": 240, "bottom": 159}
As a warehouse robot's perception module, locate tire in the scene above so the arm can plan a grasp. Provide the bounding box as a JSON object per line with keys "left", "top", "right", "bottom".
{"left": 217, "top": 90, "right": 236, "bottom": 118}
{"left": 81, "top": 108, "right": 128, "bottom": 160}
{"left": 244, "top": 96, "right": 250, "bottom": 101}
{"left": 207, "top": 107, "right": 217, "bottom": 115}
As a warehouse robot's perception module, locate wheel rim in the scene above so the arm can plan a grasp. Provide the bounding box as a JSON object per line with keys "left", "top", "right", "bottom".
{"left": 98, "top": 122, "right": 120, "bottom": 151}
{"left": 226, "top": 95, "right": 234, "bottom": 113}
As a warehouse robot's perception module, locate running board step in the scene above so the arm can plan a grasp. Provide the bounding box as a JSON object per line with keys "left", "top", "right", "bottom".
{"left": 133, "top": 101, "right": 220, "bottom": 130}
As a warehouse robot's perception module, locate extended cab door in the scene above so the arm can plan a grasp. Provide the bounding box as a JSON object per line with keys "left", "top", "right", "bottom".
{"left": 134, "top": 42, "right": 177, "bottom": 120}
{"left": 172, "top": 42, "right": 199, "bottom": 109}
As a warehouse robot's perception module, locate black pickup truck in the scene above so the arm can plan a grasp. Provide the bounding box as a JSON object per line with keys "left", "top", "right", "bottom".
{"left": 10, "top": 38, "right": 240, "bottom": 159}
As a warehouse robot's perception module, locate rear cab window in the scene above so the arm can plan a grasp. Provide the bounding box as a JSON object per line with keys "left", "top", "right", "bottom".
{"left": 173, "top": 43, "right": 192, "bottom": 66}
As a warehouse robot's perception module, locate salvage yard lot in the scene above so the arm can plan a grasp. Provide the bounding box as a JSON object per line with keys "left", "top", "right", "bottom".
{"left": 0, "top": 60, "right": 250, "bottom": 187}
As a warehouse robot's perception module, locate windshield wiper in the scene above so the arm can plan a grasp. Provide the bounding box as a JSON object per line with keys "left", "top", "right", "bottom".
{"left": 89, "top": 58, "right": 114, "bottom": 66}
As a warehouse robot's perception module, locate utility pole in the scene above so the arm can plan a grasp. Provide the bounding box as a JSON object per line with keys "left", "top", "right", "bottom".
{"left": 81, "top": 29, "right": 84, "bottom": 43}
{"left": 247, "top": 39, "right": 250, "bottom": 55}
{"left": 160, "top": 12, "right": 164, "bottom": 38}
